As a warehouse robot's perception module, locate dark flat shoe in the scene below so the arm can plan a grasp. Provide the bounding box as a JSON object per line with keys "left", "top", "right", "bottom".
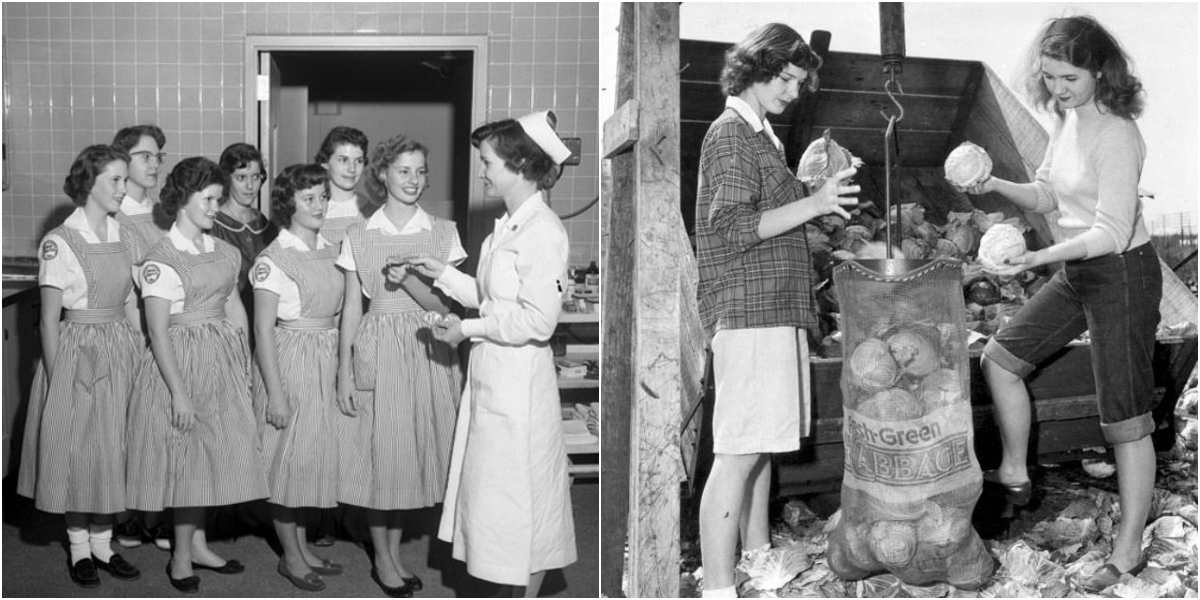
{"left": 192, "top": 559, "right": 245, "bottom": 574}
{"left": 402, "top": 574, "right": 423, "bottom": 591}
{"left": 278, "top": 559, "right": 325, "bottom": 592}
{"left": 309, "top": 558, "right": 344, "bottom": 576}
{"left": 1081, "top": 560, "right": 1147, "bottom": 593}
{"left": 982, "top": 469, "right": 1032, "bottom": 506}
{"left": 115, "top": 519, "right": 144, "bottom": 548}
{"left": 166, "top": 563, "right": 199, "bottom": 594}
{"left": 313, "top": 534, "right": 336, "bottom": 547}
{"left": 69, "top": 557, "right": 101, "bottom": 588}
{"left": 371, "top": 567, "right": 414, "bottom": 598}
{"left": 93, "top": 553, "right": 141, "bottom": 580}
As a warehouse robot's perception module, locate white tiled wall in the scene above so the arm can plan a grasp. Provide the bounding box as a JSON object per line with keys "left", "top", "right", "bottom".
{"left": 2, "top": 2, "right": 600, "bottom": 267}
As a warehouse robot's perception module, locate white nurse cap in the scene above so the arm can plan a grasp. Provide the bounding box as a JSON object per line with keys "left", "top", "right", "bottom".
{"left": 516, "top": 110, "right": 572, "bottom": 165}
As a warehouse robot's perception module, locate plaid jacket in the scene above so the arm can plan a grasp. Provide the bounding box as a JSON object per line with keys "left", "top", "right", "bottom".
{"left": 695, "top": 107, "right": 818, "bottom": 337}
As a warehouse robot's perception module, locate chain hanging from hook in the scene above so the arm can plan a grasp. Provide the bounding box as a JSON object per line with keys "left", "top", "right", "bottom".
{"left": 881, "top": 66, "right": 906, "bottom": 258}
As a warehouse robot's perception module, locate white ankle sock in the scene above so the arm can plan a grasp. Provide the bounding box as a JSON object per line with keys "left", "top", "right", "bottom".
{"left": 68, "top": 528, "right": 90, "bottom": 564}
{"left": 89, "top": 524, "right": 115, "bottom": 561}
{"left": 702, "top": 584, "right": 738, "bottom": 598}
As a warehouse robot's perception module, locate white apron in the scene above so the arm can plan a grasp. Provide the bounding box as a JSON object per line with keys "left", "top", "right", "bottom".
{"left": 436, "top": 194, "right": 578, "bottom": 585}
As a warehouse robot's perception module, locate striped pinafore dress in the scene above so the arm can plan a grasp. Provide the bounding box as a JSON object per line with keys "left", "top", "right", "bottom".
{"left": 319, "top": 198, "right": 364, "bottom": 248}
{"left": 337, "top": 219, "right": 461, "bottom": 510}
{"left": 125, "top": 240, "right": 268, "bottom": 510}
{"left": 116, "top": 209, "right": 165, "bottom": 261}
{"left": 16, "top": 227, "right": 141, "bottom": 514}
{"left": 256, "top": 240, "right": 344, "bottom": 508}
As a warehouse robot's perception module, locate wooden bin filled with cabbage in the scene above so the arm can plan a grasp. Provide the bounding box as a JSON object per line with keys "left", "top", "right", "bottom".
{"left": 678, "top": 38, "right": 1198, "bottom": 494}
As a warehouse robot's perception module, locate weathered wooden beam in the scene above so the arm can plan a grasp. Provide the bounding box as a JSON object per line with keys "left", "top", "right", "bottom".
{"left": 604, "top": 99, "right": 640, "bottom": 159}
{"left": 602, "top": 3, "right": 688, "bottom": 598}
{"left": 629, "top": 3, "right": 685, "bottom": 597}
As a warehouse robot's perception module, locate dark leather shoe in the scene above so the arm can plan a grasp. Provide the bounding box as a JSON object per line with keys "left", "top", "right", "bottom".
{"left": 115, "top": 519, "right": 144, "bottom": 548}
{"left": 1081, "top": 560, "right": 1147, "bottom": 593}
{"left": 278, "top": 559, "right": 325, "bottom": 592}
{"left": 371, "top": 567, "right": 414, "bottom": 598}
{"left": 982, "top": 469, "right": 1032, "bottom": 506}
{"left": 192, "top": 559, "right": 245, "bottom": 574}
{"left": 166, "top": 563, "right": 199, "bottom": 594}
{"left": 402, "top": 574, "right": 423, "bottom": 592}
{"left": 93, "top": 553, "right": 141, "bottom": 580}
{"left": 309, "top": 558, "right": 344, "bottom": 577}
{"left": 69, "top": 557, "right": 101, "bottom": 588}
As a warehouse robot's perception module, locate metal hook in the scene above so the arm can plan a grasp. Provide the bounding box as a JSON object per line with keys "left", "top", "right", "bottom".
{"left": 879, "top": 71, "right": 906, "bottom": 123}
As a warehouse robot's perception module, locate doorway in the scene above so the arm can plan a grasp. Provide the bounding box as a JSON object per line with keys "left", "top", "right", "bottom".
{"left": 244, "top": 36, "right": 489, "bottom": 269}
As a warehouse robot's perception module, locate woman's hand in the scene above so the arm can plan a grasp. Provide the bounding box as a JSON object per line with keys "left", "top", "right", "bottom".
{"left": 432, "top": 314, "right": 466, "bottom": 345}
{"left": 954, "top": 175, "right": 996, "bottom": 196}
{"left": 170, "top": 391, "right": 197, "bottom": 432}
{"left": 811, "top": 168, "right": 861, "bottom": 219}
{"left": 399, "top": 254, "right": 448, "bottom": 280}
{"left": 982, "top": 248, "right": 1040, "bottom": 278}
{"left": 265, "top": 392, "right": 293, "bottom": 429}
{"left": 336, "top": 371, "right": 358, "bottom": 417}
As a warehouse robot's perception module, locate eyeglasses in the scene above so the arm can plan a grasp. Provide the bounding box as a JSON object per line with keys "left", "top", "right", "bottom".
{"left": 131, "top": 151, "right": 167, "bottom": 165}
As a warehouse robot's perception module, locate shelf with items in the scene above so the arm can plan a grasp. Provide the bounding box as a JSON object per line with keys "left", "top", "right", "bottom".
{"left": 556, "top": 310, "right": 599, "bottom": 478}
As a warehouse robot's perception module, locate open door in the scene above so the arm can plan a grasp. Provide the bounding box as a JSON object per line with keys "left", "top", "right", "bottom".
{"left": 257, "top": 51, "right": 282, "bottom": 214}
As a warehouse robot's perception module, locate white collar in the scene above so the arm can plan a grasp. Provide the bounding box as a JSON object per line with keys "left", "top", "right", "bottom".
{"left": 726, "top": 96, "right": 783, "bottom": 150}
{"left": 167, "top": 224, "right": 215, "bottom": 254}
{"left": 497, "top": 191, "right": 546, "bottom": 232}
{"left": 277, "top": 228, "right": 330, "bottom": 251}
{"left": 120, "top": 194, "right": 155, "bottom": 215}
{"left": 64, "top": 207, "right": 120, "bottom": 242}
{"left": 365, "top": 205, "right": 432, "bottom": 235}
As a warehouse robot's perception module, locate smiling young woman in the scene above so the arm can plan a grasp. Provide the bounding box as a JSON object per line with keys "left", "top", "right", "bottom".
{"left": 124, "top": 157, "right": 268, "bottom": 594}
{"left": 16, "top": 145, "right": 144, "bottom": 588}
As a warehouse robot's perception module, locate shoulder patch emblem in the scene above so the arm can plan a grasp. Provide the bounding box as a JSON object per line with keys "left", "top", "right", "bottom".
{"left": 142, "top": 263, "right": 161, "bottom": 284}
{"left": 254, "top": 262, "right": 271, "bottom": 283}
{"left": 42, "top": 240, "right": 59, "bottom": 260}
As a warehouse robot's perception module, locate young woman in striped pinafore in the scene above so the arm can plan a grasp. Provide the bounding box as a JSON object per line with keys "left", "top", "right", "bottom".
{"left": 16, "top": 146, "right": 144, "bottom": 588}
{"left": 336, "top": 135, "right": 464, "bottom": 597}
{"left": 315, "top": 126, "right": 371, "bottom": 248}
{"left": 125, "top": 157, "right": 268, "bottom": 594}
{"left": 252, "top": 164, "right": 344, "bottom": 592}
{"left": 111, "top": 124, "right": 169, "bottom": 254}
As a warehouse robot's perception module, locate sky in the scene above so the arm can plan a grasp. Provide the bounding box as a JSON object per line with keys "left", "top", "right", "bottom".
{"left": 599, "top": 2, "right": 1199, "bottom": 230}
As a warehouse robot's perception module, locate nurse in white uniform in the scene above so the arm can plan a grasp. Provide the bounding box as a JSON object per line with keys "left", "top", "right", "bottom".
{"left": 402, "top": 111, "right": 577, "bottom": 597}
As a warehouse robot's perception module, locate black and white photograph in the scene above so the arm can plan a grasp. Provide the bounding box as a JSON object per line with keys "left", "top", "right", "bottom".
{"left": 1, "top": 2, "right": 600, "bottom": 597}
{"left": 600, "top": 3, "right": 1197, "bottom": 598}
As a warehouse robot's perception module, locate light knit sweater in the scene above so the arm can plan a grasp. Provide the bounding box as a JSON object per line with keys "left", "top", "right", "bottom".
{"left": 1029, "top": 100, "right": 1150, "bottom": 259}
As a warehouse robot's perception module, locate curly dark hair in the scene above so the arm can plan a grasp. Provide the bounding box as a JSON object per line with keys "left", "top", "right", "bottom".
{"left": 63, "top": 145, "right": 130, "bottom": 207}
{"left": 159, "top": 157, "right": 230, "bottom": 219}
{"left": 111, "top": 124, "right": 166, "bottom": 153}
{"left": 470, "top": 117, "right": 560, "bottom": 191}
{"left": 365, "top": 135, "right": 430, "bottom": 203}
{"left": 314, "top": 126, "right": 369, "bottom": 164}
{"left": 219, "top": 142, "right": 264, "bottom": 175}
{"left": 271, "top": 164, "right": 330, "bottom": 229}
{"left": 1022, "top": 15, "right": 1144, "bottom": 119}
{"left": 720, "top": 23, "right": 822, "bottom": 97}
{"left": 217, "top": 142, "right": 265, "bottom": 206}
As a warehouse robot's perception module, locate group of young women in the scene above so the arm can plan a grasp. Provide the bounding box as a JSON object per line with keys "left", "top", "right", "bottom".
{"left": 17, "top": 111, "right": 578, "bottom": 597}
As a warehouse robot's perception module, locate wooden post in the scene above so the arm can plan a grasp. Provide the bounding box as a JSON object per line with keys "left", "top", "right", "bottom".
{"left": 601, "top": 3, "right": 690, "bottom": 597}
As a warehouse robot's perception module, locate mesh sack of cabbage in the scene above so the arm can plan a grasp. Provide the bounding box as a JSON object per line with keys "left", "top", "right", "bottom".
{"left": 826, "top": 259, "right": 994, "bottom": 589}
